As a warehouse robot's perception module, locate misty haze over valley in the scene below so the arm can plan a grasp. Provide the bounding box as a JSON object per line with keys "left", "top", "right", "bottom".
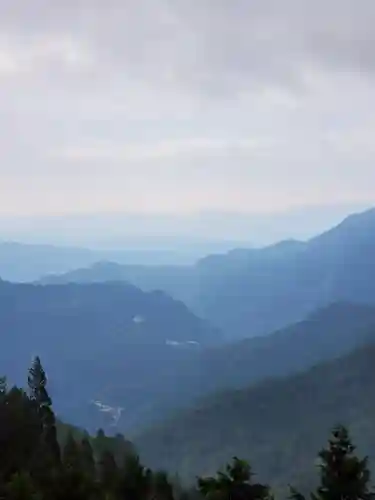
{"left": 1, "top": 1, "right": 375, "bottom": 498}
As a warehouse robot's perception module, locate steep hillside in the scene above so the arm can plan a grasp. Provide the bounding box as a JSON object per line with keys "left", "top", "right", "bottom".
{"left": 135, "top": 343, "right": 375, "bottom": 494}
{"left": 125, "top": 302, "right": 375, "bottom": 434}
{"left": 41, "top": 208, "right": 375, "bottom": 340}
{"left": 195, "top": 302, "right": 375, "bottom": 393}
{"left": 16, "top": 280, "right": 375, "bottom": 436}
{"left": 0, "top": 280, "right": 220, "bottom": 432}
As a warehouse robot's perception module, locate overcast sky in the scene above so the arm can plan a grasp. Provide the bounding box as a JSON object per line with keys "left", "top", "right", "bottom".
{"left": 1, "top": 0, "right": 375, "bottom": 222}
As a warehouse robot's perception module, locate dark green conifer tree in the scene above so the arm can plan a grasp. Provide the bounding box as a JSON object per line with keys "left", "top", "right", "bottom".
{"left": 27, "top": 357, "right": 61, "bottom": 500}
{"left": 152, "top": 470, "right": 175, "bottom": 500}
{"left": 63, "top": 432, "right": 82, "bottom": 470}
{"left": 0, "top": 387, "right": 40, "bottom": 481}
{"left": 55, "top": 432, "right": 97, "bottom": 500}
{"left": 28, "top": 356, "right": 61, "bottom": 466}
{"left": 291, "top": 425, "right": 374, "bottom": 500}
{"left": 99, "top": 449, "right": 119, "bottom": 496}
{"left": 198, "top": 457, "right": 271, "bottom": 500}
{"left": 118, "top": 453, "right": 152, "bottom": 500}
{"left": 81, "top": 436, "right": 97, "bottom": 480}
{"left": 0, "top": 376, "right": 7, "bottom": 397}
{"left": 5, "top": 472, "right": 41, "bottom": 500}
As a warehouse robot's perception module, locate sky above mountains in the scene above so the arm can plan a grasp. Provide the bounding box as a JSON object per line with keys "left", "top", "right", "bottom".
{"left": 1, "top": 1, "right": 375, "bottom": 224}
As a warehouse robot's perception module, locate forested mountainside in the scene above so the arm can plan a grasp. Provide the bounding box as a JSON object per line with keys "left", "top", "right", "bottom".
{"left": 2, "top": 276, "right": 375, "bottom": 435}
{"left": 193, "top": 302, "right": 375, "bottom": 394}
{"left": 0, "top": 279, "right": 220, "bottom": 432}
{"left": 42, "top": 208, "right": 375, "bottom": 340}
{"left": 2, "top": 356, "right": 372, "bottom": 500}
{"left": 135, "top": 343, "right": 375, "bottom": 494}
{"left": 129, "top": 302, "right": 375, "bottom": 432}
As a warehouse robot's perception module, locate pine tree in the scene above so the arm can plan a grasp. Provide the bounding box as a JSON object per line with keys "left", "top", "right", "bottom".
{"left": 55, "top": 432, "right": 97, "bottom": 500}
{"left": 316, "top": 425, "right": 374, "bottom": 500}
{"left": 0, "top": 387, "right": 41, "bottom": 480}
{"left": 28, "top": 357, "right": 51, "bottom": 408}
{"left": 152, "top": 470, "right": 175, "bottom": 500}
{"left": 291, "top": 426, "right": 374, "bottom": 500}
{"left": 28, "top": 356, "right": 61, "bottom": 466}
{"left": 5, "top": 472, "right": 41, "bottom": 500}
{"left": 81, "top": 436, "right": 96, "bottom": 480}
{"left": 198, "top": 457, "right": 271, "bottom": 500}
{"left": 118, "top": 453, "right": 152, "bottom": 500}
{"left": 99, "top": 449, "right": 118, "bottom": 495}
{"left": 0, "top": 376, "right": 7, "bottom": 397}
{"left": 63, "top": 432, "right": 82, "bottom": 470}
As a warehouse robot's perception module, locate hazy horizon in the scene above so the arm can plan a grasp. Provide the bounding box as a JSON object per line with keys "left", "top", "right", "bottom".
{"left": 0, "top": 202, "right": 372, "bottom": 249}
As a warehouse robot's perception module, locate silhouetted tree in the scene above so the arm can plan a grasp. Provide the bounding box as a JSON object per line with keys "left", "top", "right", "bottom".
{"left": 81, "top": 436, "right": 97, "bottom": 480}
{"left": 99, "top": 449, "right": 118, "bottom": 495}
{"left": 0, "top": 376, "right": 7, "bottom": 397}
{"left": 28, "top": 356, "right": 60, "bottom": 465}
{"left": 118, "top": 453, "right": 152, "bottom": 500}
{"left": 198, "top": 457, "right": 271, "bottom": 500}
{"left": 291, "top": 425, "right": 374, "bottom": 500}
{"left": 63, "top": 432, "right": 82, "bottom": 470}
{"left": 5, "top": 472, "right": 41, "bottom": 500}
{"left": 0, "top": 387, "right": 40, "bottom": 480}
{"left": 152, "top": 470, "right": 175, "bottom": 500}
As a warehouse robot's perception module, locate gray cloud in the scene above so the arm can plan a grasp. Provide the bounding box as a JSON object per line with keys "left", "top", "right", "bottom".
{"left": 0, "top": 0, "right": 375, "bottom": 227}
{"left": 1, "top": 1, "right": 375, "bottom": 92}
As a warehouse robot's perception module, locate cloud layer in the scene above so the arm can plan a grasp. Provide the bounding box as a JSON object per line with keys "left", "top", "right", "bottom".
{"left": 1, "top": 0, "right": 375, "bottom": 218}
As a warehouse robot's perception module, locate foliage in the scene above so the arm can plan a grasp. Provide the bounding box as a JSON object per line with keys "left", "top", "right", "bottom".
{"left": 0, "top": 356, "right": 374, "bottom": 500}
{"left": 198, "top": 457, "right": 271, "bottom": 500}
{"left": 290, "top": 425, "right": 374, "bottom": 500}
{"left": 0, "top": 357, "right": 180, "bottom": 499}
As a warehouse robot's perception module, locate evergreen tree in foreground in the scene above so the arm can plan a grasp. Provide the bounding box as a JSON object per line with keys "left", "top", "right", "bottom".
{"left": 198, "top": 457, "right": 271, "bottom": 500}
{"left": 28, "top": 356, "right": 61, "bottom": 466}
{"left": 5, "top": 472, "right": 41, "bottom": 500}
{"left": 152, "top": 470, "right": 175, "bottom": 500}
{"left": 27, "top": 356, "right": 61, "bottom": 499}
{"left": 291, "top": 425, "right": 374, "bottom": 500}
{"left": 81, "top": 436, "right": 97, "bottom": 480}
{"left": 118, "top": 452, "right": 153, "bottom": 500}
{"left": 2, "top": 355, "right": 375, "bottom": 500}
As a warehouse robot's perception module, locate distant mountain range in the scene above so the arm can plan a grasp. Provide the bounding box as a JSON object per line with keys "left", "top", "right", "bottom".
{"left": 3, "top": 206, "right": 375, "bottom": 496}
{"left": 0, "top": 242, "right": 208, "bottom": 282}
{"left": 3, "top": 269, "right": 375, "bottom": 436}
{"left": 2, "top": 203, "right": 363, "bottom": 246}
{"left": 3, "top": 243, "right": 375, "bottom": 435}
{"left": 42, "top": 208, "right": 375, "bottom": 339}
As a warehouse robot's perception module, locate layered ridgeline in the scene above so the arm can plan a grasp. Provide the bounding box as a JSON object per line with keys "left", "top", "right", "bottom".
{"left": 0, "top": 242, "right": 199, "bottom": 282}
{"left": 41, "top": 208, "right": 375, "bottom": 340}
{"left": 0, "top": 279, "right": 220, "bottom": 432}
{"left": 130, "top": 302, "right": 375, "bottom": 430}
{"left": 134, "top": 342, "right": 375, "bottom": 494}
{"left": 3, "top": 271, "right": 375, "bottom": 434}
